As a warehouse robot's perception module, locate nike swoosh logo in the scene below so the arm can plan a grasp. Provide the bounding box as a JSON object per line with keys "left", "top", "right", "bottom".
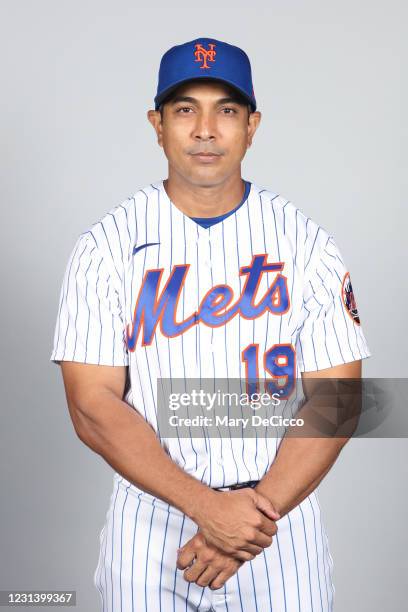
{"left": 132, "top": 242, "right": 160, "bottom": 256}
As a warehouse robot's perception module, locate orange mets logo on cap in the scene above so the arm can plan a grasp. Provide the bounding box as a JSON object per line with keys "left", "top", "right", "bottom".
{"left": 194, "top": 42, "right": 216, "bottom": 69}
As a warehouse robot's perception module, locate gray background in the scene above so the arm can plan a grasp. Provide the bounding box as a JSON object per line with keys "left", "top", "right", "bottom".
{"left": 1, "top": 0, "right": 406, "bottom": 610}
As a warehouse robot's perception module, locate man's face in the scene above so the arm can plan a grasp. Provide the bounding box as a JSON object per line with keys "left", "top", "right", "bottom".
{"left": 147, "top": 80, "right": 261, "bottom": 187}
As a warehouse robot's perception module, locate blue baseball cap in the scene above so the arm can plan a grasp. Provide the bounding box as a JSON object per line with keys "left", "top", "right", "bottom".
{"left": 154, "top": 37, "right": 257, "bottom": 112}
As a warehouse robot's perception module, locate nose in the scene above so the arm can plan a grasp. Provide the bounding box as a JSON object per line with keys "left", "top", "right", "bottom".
{"left": 191, "top": 110, "right": 217, "bottom": 141}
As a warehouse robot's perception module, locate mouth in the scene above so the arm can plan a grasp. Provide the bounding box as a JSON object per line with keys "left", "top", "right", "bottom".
{"left": 190, "top": 153, "right": 222, "bottom": 163}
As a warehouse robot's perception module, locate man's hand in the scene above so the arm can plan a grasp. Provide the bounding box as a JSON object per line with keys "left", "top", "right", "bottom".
{"left": 177, "top": 531, "right": 244, "bottom": 590}
{"left": 191, "top": 488, "right": 280, "bottom": 561}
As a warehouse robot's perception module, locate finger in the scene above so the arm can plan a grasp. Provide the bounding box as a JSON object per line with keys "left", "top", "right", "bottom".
{"left": 204, "top": 535, "right": 261, "bottom": 559}
{"left": 193, "top": 565, "right": 221, "bottom": 588}
{"left": 254, "top": 492, "right": 281, "bottom": 520}
{"left": 210, "top": 566, "right": 242, "bottom": 590}
{"left": 258, "top": 515, "right": 278, "bottom": 537}
{"left": 177, "top": 548, "right": 196, "bottom": 570}
{"left": 250, "top": 531, "right": 273, "bottom": 549}
{"left": 240, "top": 541, "right": 264, "bottom": 556}
{"left": 183, "top": 560, "right": 208, "bottom": 583}
{"left": 233, "top": 549, "right": 256, "bottom": 562}
{"left": 177, "top": 532, "right": 203, "bottom": 557}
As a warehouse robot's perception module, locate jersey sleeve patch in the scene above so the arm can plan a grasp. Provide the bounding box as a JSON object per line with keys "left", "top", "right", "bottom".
{"left": 341, "top": 271, "right": 360, "bottom": 325}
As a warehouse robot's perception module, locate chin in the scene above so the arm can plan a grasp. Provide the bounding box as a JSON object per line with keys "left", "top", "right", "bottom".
{"left": 190, "top": 172, "right": 226, "bottom": 188}
{"left": 172, "top": 160, "right": 232, "bottom": 187}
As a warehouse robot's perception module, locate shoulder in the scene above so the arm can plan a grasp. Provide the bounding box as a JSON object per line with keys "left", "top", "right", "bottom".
{"left": 74, "top": 182, "right": 159, "bottom": 282}
{"left": 251, "top": 182, "right": 335, "bottom": 262}
{"left": 85, "top": 182, "right": 156, "bottom": 239}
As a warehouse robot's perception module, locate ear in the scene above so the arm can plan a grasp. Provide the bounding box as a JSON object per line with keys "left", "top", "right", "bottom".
{"left": 147, "top": 109, "right": 163, "bottom": 147}
{"left": 247, "top": 111, "right": 261, "bottom": 147}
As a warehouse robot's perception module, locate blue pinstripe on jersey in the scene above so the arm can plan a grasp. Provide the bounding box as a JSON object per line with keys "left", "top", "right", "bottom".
{"left": 245, "top": 194, "right": 261, "bottom": 480}
{"left": 234, "top": 212, "right": 252, "bottom": 481}
{"left": 221, "top": 220, "right": 240, "bottom": 485}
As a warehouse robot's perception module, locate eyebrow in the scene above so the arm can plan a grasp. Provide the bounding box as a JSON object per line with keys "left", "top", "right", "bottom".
{"left": 169, "top": 95, "right": 242, "bottom": 106}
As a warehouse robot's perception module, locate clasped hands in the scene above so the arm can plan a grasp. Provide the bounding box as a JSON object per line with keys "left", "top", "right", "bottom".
{"left": 176, "top": 487, "right": 280, "bottom": 591}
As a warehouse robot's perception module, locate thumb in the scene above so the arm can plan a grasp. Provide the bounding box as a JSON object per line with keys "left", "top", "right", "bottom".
{"left": 254, "top": 492, "right": 281, "bottom": 520}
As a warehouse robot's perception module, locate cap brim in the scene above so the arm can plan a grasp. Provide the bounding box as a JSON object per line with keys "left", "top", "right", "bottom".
{"left": 154, "top": 76, "right": 256, "bottom": 111}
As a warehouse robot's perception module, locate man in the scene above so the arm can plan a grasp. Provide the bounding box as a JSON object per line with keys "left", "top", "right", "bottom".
{"left": 50, "top": 37, "right": 372, "bottom": 611}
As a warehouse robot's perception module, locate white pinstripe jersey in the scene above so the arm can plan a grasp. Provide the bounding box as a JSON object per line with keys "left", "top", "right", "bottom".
{"left": 50, "top": 179, "right": 372, "bottom": 488}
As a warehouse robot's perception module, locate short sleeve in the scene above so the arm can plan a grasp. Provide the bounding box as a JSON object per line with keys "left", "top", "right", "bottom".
{"left": 295, "top": 233, "right": 372, "bottom": 372}
{"left": 50, "top": 232, "right": 129, "bottom": 367}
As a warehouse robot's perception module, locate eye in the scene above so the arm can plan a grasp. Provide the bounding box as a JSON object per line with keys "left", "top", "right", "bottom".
{"left": 221, "top": 107, "right": 237, "bottom": 114}
{"left": 176, "top": 107, "right": 194, "bottom": 113}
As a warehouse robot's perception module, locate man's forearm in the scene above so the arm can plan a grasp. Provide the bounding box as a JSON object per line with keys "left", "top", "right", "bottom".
{"left": 74, "top": 389, "right": 214, "bottom": 521}
{"left": 255, "top": 435, "right": 346, "bottom": 517}
{"left": 255, "top": 373, "right": 360, "bottom": 517}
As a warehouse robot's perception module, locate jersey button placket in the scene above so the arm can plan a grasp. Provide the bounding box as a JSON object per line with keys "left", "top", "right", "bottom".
{"left": 205, "top": 233, "right": 211, "bottom": 268}
{"left": 198, "top": 231, "right": 215, "bottom": 373}
{"left": 206, "top": 233, "right": 215, "bottom": 352}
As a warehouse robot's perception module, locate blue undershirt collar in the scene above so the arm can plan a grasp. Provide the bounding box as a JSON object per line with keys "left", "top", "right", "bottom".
{"left": 190, "top": 180, "right": 251, "bottom": 229}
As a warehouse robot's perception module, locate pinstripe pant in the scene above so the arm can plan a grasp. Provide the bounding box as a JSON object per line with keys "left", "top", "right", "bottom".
{"left": 94, "top": 474, "right": 335, "bottom": 611}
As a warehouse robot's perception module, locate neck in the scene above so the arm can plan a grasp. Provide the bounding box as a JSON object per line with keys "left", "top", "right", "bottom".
{"left": 163, "top": 169, "right": 245, "bottom": 218}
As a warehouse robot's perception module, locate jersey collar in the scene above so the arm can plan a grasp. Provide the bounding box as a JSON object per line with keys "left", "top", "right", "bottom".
{"left": 155, "top": 179, "right": 254, "bottom": 233}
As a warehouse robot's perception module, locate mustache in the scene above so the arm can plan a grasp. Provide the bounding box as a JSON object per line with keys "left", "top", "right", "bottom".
{"left": 188, "top": 148, "right": 224, "bottom": 155}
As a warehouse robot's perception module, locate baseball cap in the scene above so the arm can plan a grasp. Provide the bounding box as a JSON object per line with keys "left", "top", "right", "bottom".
{"left": 154, "top": 37, "right": 257, "bottom": 112}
